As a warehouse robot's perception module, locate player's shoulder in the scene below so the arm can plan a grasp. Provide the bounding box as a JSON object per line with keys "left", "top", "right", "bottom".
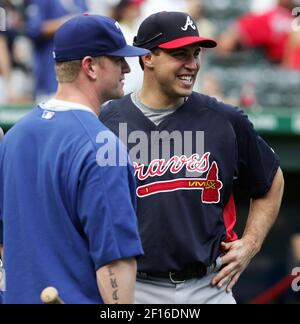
{"left": 67, "top": 110, "right": 128, "bottom": 167}
{"left": 71, "top": 109, "right": 121, "bottom": 148}
{"left": 192, "top": 92, "right": 249, "bottom": 124}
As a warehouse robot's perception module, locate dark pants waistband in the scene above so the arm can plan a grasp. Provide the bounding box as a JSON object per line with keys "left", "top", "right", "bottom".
{"left": 137, "top": 262, "right": 208, "bottom": 284}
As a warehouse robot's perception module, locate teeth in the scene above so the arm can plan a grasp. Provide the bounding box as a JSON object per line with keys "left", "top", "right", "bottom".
{"left": 178, "top": 76, "right": 193, "bottom": 82}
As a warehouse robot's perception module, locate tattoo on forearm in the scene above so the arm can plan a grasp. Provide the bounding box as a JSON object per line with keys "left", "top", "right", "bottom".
{"left": 110, "top": 278, "right": 118, "bottom": 289}
{"left": 108, "top": 267, "right": 114, "bottom": 276}
{"left": 108, "top": 266, "right": 119, "bottom": 303}
{"left": 112, "top": 289, "right": 119, "bottom": 303}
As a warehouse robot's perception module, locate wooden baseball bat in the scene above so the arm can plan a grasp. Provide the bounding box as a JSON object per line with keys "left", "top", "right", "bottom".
{"left": 40, "top": 287, "right": 65, "bottom": 304}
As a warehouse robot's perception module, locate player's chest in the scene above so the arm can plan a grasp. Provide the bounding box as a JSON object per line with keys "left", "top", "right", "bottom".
{"left": 122, "top": 118, "right": 237, "bottom": 165}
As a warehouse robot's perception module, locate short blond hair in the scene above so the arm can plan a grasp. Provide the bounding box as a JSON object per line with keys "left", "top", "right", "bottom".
{"left": 55, "top": 57, "right": 105, "bottom": 82}
{"left": 55, "top": 60, "right": 82, "bottom": 83}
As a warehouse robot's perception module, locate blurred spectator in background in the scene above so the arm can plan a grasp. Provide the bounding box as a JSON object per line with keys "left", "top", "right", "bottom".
{"left": 185, "top": 0, "right": 216, "bottom": 40}
{"left": 250, "top": 0, "right": 277, "bottom": 13}
{"left": 142, "top": 0, "right": 186, "bottom": 17}
{"left": 283, "top": 30, "right": 300, "bottom": 69}
{"left": 86, "top": 0, "right": 119, "bottom": 16}
{"left": 201, "top": 72, "right": 239, "bottom": 106}
{"left": 111, "top": 0, "right": 144, "bottom": 94}
{"left": 0, "top": 0, "right": 33, "bottom": 104}
{"left": 10, "top": 34, "right": 34, "bottom": 103}
{"left": 217, "top": 0, "right": 298, "bottom": 65}
{"left": 25, "top": 0, "right": 87, "bottom": 102}
{"left": 0, "top": 33, "right": 12, "bottom": 104}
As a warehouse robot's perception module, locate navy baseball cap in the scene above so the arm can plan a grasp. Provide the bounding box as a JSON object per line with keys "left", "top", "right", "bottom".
{"left": 133, "top": 11, "right": 217, "bottom": 50}
{"left": 53, "top": 14, "right": 149, "bottom": 62}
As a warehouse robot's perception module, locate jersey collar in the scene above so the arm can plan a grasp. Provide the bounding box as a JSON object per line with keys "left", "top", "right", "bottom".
{"left": 39, "top": 99, "right": 98, "bottom": 117}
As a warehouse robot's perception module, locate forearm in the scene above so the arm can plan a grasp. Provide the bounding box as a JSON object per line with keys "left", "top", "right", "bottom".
{"left": 0, "top": 37, "right": 11, "bottom": 81}
{"left": 242, "top": 167, "right": 284, "bottom": 254}
{"left": 0, "top": 244, "right": 3, "bottom": 260}
{"left": 41, "top": 16, "right": 73, "bottom": 38}
{"left": 212, "top": 168, "right": 284, "bottom": 291}
{"left": 217, "top": 26, "right": 240, "bottom": 57}
{"left": 96, "top": 258, "right": 137, "bottom": 304}
{"left": 282, "top": 31, "right": 300, "bottom": 68}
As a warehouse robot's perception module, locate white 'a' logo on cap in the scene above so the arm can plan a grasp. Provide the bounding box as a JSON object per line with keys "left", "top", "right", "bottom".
{"left": 181, "top": 16, "right": 196, "bottom": 31}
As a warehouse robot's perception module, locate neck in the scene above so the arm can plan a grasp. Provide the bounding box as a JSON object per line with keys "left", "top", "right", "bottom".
{"left": 121, "top": 19, "right": 135, "bottom": 28}
{"left": 139, "top": 78, "right": 185, "bottom": 109}
{"left": 55, "top": 82, "right": 101, "bottom": 116}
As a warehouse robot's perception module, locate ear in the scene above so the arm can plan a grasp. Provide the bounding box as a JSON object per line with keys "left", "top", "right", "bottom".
{"left": 82, "top": 56, "right": 97, "bottom": 80}
{"left": 142, "top": 53, "right": 155, "bottom": 69}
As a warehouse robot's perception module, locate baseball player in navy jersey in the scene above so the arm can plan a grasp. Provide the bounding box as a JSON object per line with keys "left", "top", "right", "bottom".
{"left": 100, "top": 11, "right": 285, "bottom": 304}
{"left": 0, "top": 14, "right": 148, "bottom": 304}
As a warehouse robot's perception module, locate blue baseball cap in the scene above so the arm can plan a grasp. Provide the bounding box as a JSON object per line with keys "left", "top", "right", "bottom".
{"left": 53, "top": 14, "right": 149, "bottom": 62}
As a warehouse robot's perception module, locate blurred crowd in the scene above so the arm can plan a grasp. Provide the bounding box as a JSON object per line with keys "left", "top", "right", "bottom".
{"left": 0, "top": 0, "right": 300, "bottom": 107}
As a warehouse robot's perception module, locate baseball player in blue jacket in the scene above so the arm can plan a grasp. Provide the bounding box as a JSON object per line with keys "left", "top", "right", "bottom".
{"left": 0, "top": 14, "right": 148, "bottom": 304}
{"left": 100, "top": 11, "right": 285, "bottom": 304}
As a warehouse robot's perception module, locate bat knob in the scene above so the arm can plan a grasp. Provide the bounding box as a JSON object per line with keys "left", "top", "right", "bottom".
{"left": 40, "top": 287, "right": 61, "bottom": 304}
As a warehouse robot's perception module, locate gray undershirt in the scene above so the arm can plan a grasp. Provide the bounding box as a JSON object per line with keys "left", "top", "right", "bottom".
{"left": 131, "top": 92, "right": 184, "bottom": 126}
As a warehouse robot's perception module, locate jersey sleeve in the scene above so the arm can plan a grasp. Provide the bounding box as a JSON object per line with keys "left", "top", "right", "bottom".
{"left": 76, "top": 137, "right": 143, "bottom": 271}
{"left": 234, "top": 109, "right": 280, "bottom": 198}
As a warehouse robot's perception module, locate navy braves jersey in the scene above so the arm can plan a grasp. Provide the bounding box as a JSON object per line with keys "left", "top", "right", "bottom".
{"left": 100, "top": 92, "right": 280, "bottom": 272}
{"left": 0, "top": 102, "right": 143, "bottom": 303}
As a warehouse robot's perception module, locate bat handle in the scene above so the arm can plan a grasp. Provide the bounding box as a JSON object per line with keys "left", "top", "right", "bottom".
{"left": 40, "top": 287, "right": 65, "bottom": 304}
